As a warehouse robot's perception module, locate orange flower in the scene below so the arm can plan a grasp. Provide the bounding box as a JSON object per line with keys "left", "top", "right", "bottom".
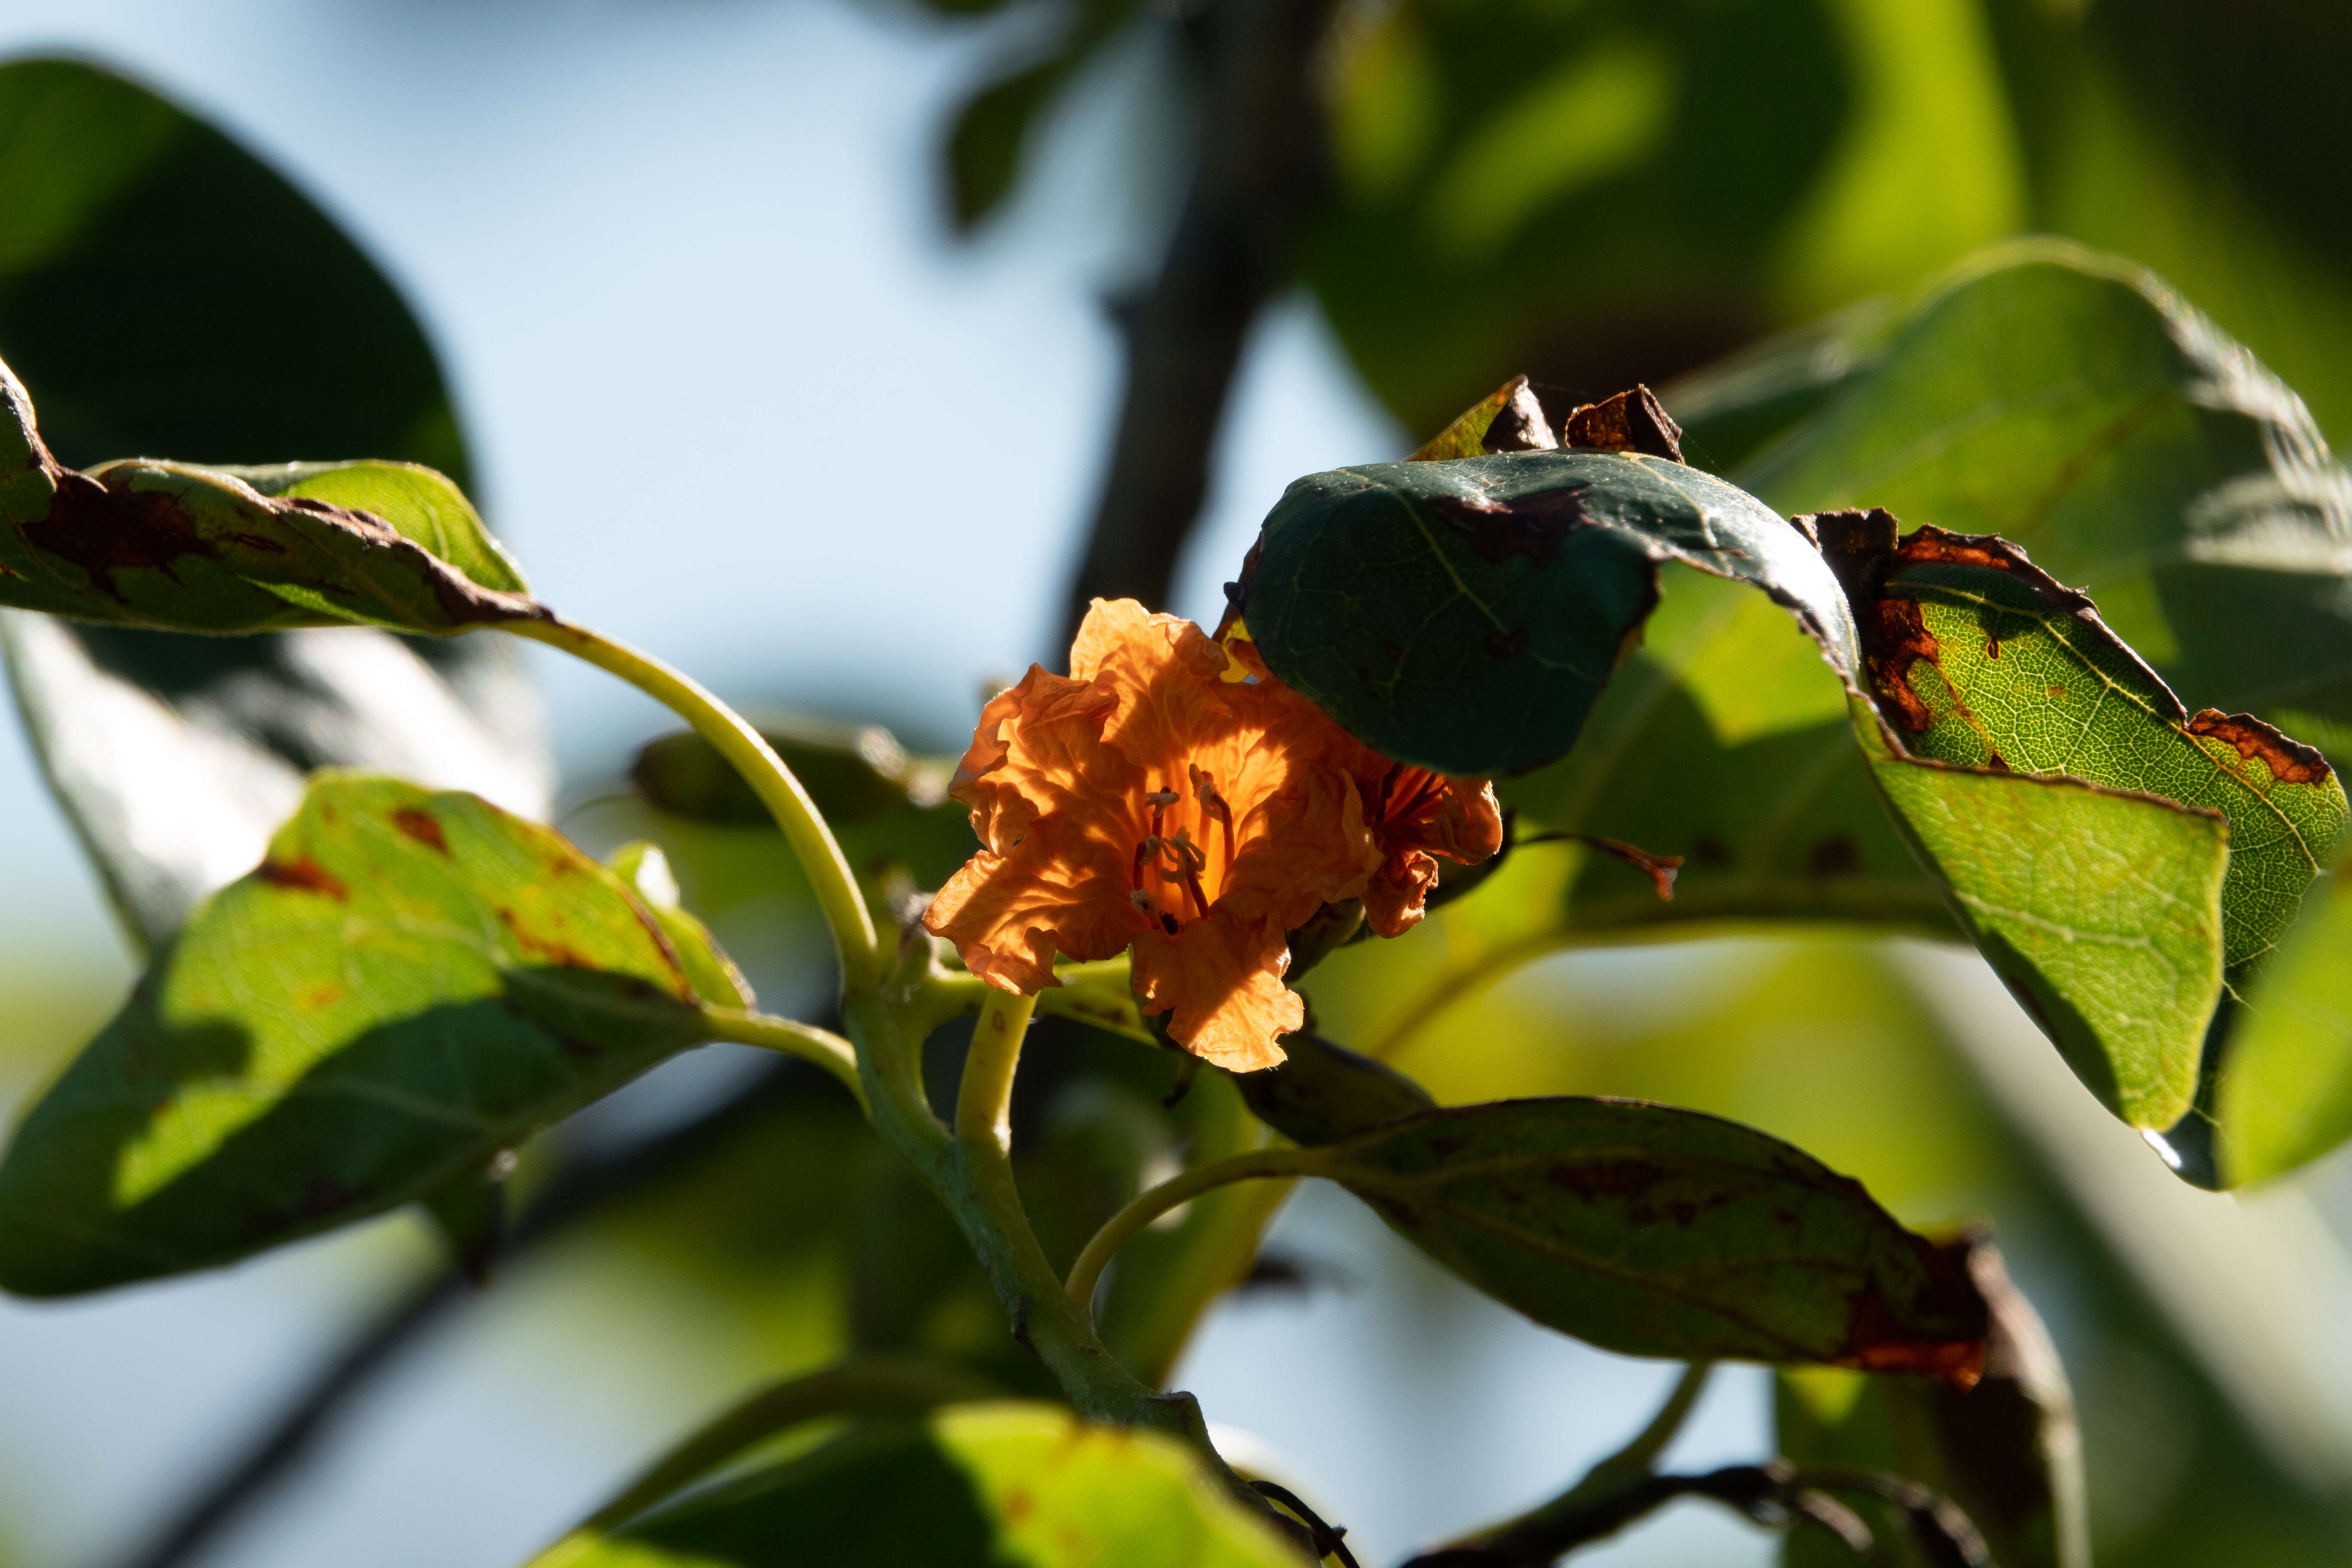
{"left": 925, "top": 599, "right": 1500, "bottom": 1071}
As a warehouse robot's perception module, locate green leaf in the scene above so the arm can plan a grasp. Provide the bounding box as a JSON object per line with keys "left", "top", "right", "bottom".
{"left": 1723, "top": 241, "right": 2352, "bottom": 744}
{"left": 607, "top": 841, "right": 755, "bottom": 1010}
{"left": 0, "top": 774, "right": 734, "bottom": 1296}
{"left": 1776, "top": 1237, "right": 2088, "bottom": 1568}
{"left": 0, "top": 59, "right": 548, "bottom": 950}
{"left": 1231, "top": 1030, "right": 1434, "bottom": 1145}
{"left": 0, "top": 368, "right": 543, "bottom": 634}
{"left": 1856, "top": 708, "right": 2230, "bottom": 1131}
{"left": 1824, "top": 512, "right": 2346, "bottom": 1152}
{"left": 1850, "top": 521, "right": 2348, "bottom": 983}
{"left": 1404, "top": 373, "right": 1559, "bottom": 460}
{"left": 2217, "top": 845, "right": 2352, "bottom": 1184}
{"left": 530, "top": 1402, "right": 1304, "bottom": 1568}
{"left": 944, "top": 57, "right": 1075, "bottom": 233}
{"left": 1237, "top": 449, "right": 1859, "bottom": 775}
{"left": 632, "top": 714, "right": 949, "bottom": 831}
{"left": 1304, "top": 1097, "right": 1989, "bottom": 1376}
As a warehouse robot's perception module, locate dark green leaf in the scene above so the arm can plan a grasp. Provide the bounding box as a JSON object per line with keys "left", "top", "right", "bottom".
{"left": 632, "top": 714, "right": 947, "bottom": 830}
{"left": 944, "top": 57, "right": 1073, "bottom": 233}
{"left": 0, "top": 58, "right": 466, "bottom": 480}
{"left": 0, "top": 58, "right": 548, "bottom": 949}
{"left": 1232, "top": 1030, "right": 1434, "bottom": 1145}
{"left": 1237, "top": 450, "right": 1858, "bottom": 775}
{"left": 1305, "top": 1097, "right": 1989, "bottom": 1376}
{"left": 1776, "top": 1237, "right": 2087, "bottom": 1568}
{"left": 0, "top": 774, "right": 735, "bottom": 1296}
{"left": 529, "top": 1402, "right": 1303, "bottom": 1568}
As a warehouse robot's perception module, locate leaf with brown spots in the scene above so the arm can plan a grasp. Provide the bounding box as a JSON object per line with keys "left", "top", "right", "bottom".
{"left": 1825, "top": 516, "right": 2347, "bottom": 1173}
{"left": 0, "top": 359, "right": 545, "bottom": 636}
{"left": 1298, "top": 1097, "right": 1989, "bottom": 1375}
{"left": 1777, "top": 1235, "right": 2088, "bottom": 1568}
{"left": 0, "top": 773, "right": 747, "bottom": 1296}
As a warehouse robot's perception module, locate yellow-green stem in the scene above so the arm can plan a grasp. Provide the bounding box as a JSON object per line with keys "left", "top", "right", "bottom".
{"left": 505, "top": 617, "right": 879, "bottom": 996}
{"left": 698, "top": 1007, "right": 866, "bottom": 1112}
{"left": 956, "top": 989, "right": 1035, "bottom": 1151}
{"left": 1065, "top": 1146, "right": 1326, "bottom": 1315}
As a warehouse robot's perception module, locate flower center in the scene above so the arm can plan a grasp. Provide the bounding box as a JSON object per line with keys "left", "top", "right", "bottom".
{"left": 1128, "top": 765, "right": 1237, "bottom": 931}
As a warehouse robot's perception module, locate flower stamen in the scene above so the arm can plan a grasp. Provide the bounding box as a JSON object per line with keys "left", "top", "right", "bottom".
{"left": 1189, "top": 763, "right": 1236, "bottom": 873}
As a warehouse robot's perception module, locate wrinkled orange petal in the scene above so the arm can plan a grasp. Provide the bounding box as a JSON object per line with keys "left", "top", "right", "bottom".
{"left": 1339, "top": 752, "right": 1504, "bottom": 938}
{"left": 1131, "top": 909, "right": 1300, "bottom": 1072}
{"left": 1071, "top": 598, "right": 1238, "bottom": 767}
{"left": 949, "top": 665, "right": 1123, "bottom": 854}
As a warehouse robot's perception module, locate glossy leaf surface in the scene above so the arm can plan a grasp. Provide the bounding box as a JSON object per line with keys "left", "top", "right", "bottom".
{"left": 1777, "top": 1238, "right": 2087, "bottom": 1568}
{"left": 1308, "top": 1097, "right": 1988, "bottom": 1376}
{"left": 0, "top": 775, "right": 731, "bottom": 1295}
{"left": 533, "top": 1403, "right": 1302, "bottom": 1568}
{"left": 1240, "top": 450, "right": 1856, "bottom": 775}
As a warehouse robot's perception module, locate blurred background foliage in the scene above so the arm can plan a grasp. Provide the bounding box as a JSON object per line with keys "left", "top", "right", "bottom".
{"left": 0, "top": 2, "right": 2347, "bottom": 1567}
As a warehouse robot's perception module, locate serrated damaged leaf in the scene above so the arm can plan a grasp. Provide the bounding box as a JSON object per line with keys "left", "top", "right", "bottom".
{"left": 1824, "top": 513, "right": 2345, "bottom": 1143}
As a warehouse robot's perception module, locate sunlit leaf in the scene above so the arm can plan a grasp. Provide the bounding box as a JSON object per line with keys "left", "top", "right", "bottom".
{"left": 1848, "top": 518, "right": 2346, "bottom": 980}
{"left": 0, "top": 366, "right": 542, "bottom": 635}
{"left": 608, "top": 841, "right": 755, "bottom": 1010}
{"left": 1305, "top": 1097, "right": 1988, "bottom": 1376}
{"left": 1721, "top": 241, "right": 2352, "bottom": 746}
{"left": 0, "top": 775, "right": 735, "bottom": 1296}
{"left": 1236, "top": 450, "right": 1857, "bottom": 775}
{"left": 1405, "top": 373, "right": 1558, "bottom": 460}
{"left": 1777, "top": 1236, "right": 2088, "bottom": 1568}
{"left": 530, "top": 1402, "right": 1302, "bottom": 1568}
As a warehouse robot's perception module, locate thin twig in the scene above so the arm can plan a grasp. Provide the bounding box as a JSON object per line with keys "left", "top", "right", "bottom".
{"left": 1058, "top": 0, "right": 1341, "bottom": 646}
{"left": 1397, "top": 1458, "right": 1991, "bottom": 1568}
{"left": 110, "top": 1057, "right": 834, "bottom": 1568}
